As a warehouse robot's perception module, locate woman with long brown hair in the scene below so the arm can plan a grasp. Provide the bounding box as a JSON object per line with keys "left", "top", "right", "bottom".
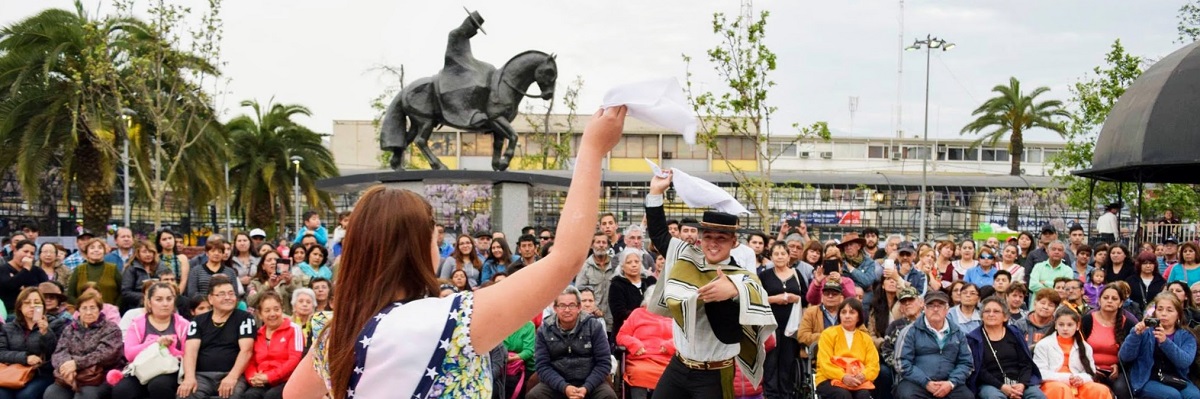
{"left": 283, "top": 106, "right": 626, "bottom": 399}
{"left": 120, "top": 239, "right": 162, "bottom": 310}
{"left": 931, "top": 240, "right": 958, "bottom": 289}
{"left": 439, "top": 235, "right": 482, "bottom": 286}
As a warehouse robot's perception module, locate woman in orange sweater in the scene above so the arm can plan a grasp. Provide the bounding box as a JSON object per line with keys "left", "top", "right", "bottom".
{"left": 816, "top": 298, "right": 879, "bottom": 399}
{"left": 615, "top": 294, "right": 674, "bottom": 399}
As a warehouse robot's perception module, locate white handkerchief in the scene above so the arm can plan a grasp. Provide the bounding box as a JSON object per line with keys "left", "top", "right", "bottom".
{"left": 644, "top": 159, "right": 749, "bottom": 215}
{"left": 602, "top": 78, "right": 698, "bottom": 144}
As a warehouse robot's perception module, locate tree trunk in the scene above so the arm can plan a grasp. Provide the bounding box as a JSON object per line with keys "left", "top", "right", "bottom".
{"left": 1009, "top": 128, "right": 1024, "bottom": 176}
{"left": 75, "top": 139, "right": 113, "bottom": 234}
{"left": 1008, "top": 128, "right": 1024, "bottom": 229}
{"left": 249, "top": 197, "right": 274, "bottom": 232}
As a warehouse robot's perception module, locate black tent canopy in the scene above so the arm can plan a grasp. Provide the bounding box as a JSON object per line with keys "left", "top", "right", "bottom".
{"left": 1074, "top": 39, "right": 1200, "bottom": 184}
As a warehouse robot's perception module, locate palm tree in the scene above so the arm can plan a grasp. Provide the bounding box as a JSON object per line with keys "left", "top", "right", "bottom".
{"left": 227, "top": 99, "right": 338, "bottom": 235}
{"left": 962, "top": 77, "right": 1070, "bottom": 228}
{"left": 961, "top": 77, "right": 1070, "bottom": 176}
{"left": 0, "top": 5, "right": 129, "bottom": 233}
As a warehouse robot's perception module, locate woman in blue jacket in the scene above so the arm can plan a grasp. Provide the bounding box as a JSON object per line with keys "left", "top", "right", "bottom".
{"left": 1118, "top": 292, "right": 1200, "bottom": 399}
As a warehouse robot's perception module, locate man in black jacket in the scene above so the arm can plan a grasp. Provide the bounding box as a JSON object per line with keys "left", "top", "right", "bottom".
{"left": 527, "top": 286, "right": 616, "bottom": 399}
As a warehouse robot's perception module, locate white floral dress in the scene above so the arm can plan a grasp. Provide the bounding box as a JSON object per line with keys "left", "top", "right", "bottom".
{"left": 313, "top": 292, "right": 491, "bottom": 398}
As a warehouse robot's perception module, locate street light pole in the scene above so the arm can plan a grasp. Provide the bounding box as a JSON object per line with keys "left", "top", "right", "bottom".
{"left": 906, "top": 34, "right": 954, "bottom": 242}
{"left": 119, "top": 109, "right": 135, "bottom": 228}
{"left": 291, "top": 155, "right": 303, "bottom": 236}
{"left": 224, "top": 162, "right": 231, "bottom": 234}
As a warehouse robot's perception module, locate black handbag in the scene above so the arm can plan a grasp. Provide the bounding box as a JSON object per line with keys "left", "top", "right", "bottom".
{"left": 1155, "top": 367, "right": 1189, "bottom": 390}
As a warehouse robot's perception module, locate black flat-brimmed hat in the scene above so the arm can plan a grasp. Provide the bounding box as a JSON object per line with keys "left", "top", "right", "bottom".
{"left": 683, "top": 211, "right": 741, "bottom": 233}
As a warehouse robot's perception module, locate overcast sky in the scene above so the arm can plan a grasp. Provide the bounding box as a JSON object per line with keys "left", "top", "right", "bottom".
{"left": 1, "top": 0, "right": 1187, "bottom": 142}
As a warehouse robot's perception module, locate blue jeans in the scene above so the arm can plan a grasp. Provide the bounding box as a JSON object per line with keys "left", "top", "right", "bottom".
{"left": 1139, "top": 380, "right": 1200, "bottom": 399}
{"left": 979, "top": 384, "right": 1047, "bottom": 399}
{"left": 0, "top": 374, "right": 54, "bottom": 399}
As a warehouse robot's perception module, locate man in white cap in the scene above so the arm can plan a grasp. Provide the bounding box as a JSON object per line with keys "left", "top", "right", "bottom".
{"left": 643, "top": 171, "right": 774, "bottom": 398}
{"left": 248, "top": 228, "right": 267, "bottom": 252}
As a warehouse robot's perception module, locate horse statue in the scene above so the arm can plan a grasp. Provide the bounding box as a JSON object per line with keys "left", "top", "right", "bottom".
{"left": 380, "top": 11, "right": 557, "bottom": 171}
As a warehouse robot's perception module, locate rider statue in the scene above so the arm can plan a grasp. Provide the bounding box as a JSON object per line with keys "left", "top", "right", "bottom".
{"left": 438, "top": 11, "right": 494, "bottom": 128}
{"left": 379, "top": 9, "right": 557, "bottom": 172}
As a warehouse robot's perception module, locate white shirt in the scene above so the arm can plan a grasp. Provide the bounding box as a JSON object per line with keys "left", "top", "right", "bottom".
{"left": 843, "top": 328, "right": 856, "bottom": 348}
{"left": 731, "top": 244, "right": 757, "bottom": 272}
{"left": 925, "top": 316, "right": 950, "bottom": 342}
{"left": 1098, "top": 212, "right": 1119, "bottom": 234}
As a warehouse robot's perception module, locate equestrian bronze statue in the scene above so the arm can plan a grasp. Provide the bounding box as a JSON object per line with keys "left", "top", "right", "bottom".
{"left": 380, "top": 10, "right": 558, "bottom": 171}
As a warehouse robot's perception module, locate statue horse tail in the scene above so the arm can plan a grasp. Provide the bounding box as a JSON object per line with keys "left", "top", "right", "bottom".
{"left": 379, "top": 91, "right": 412, "bottom": 151}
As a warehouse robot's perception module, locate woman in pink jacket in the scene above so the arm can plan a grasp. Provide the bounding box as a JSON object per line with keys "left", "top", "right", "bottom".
{"left": 111, "top": 282, "right": 189, "bottom": 399}
{"left": 615, "top": 296, "right": 674, "bottom": 399}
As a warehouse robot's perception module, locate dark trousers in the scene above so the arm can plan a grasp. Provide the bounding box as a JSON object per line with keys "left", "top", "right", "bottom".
{"left": 0, "top": 374, "right": 53, "bottom": 399}
{"left": 815, "top": 380, "right": 872, "bottom": 399}
{"left": 894, "top": 380, "right": 974, "bottom": 399}
{"left": 1096, "top": 371, "right": 1133, "bottom": 399}
{"left": 111, "top": 374, "right": 179, "bottom": 399}
{"left": 42, "top": 383, "right": 111, "bottom": 399}
{"left": 874, "top": 363, "right": 895, "bottom": 399}
{"left": 525, "top": 383, "right": 618, "bottom": 399}
{"left": 652, "top": 357, "right": 734, "bottom": 399}
{"left": 1099, "top": 233, "right": 1116, "bottom": 244}
{"left": 763, "top": 335, "right": 799, "bottom": 399}
{"left": 242, "top": 384, "right": 286, "bottom": 399}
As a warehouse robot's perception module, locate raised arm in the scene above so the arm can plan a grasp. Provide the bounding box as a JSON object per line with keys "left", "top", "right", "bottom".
{"left": 645, "top": 172, "right": 674, "bottom": 254}
{"left": 471, "top": 106, "right": 626, "bottom": 352}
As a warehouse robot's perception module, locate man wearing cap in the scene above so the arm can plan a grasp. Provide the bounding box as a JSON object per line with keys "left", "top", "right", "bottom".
{"left": 248, "top": 228, "right": 267, "bottom": 252}
{"left": 895, "top": 242, "right": 928, "bottom": 295}
{"left": 894, "top": 291, "right": 974, "bottom": 399}
{"left": 1096, "top": 203, "right": 1121, "bottom": 244}
{"left": 474, "top": 231, "right": 493, "bottom": 262}
{"left": 644, "top": 172, "right": 774, "bottom": 398}
{"left": 1160, "top": 236, "right": 1181, "bottom": 277}
{"left": 797, "top": 280, "right": 846, "bottom": 348}
{"left": 878, "top": 286, "right": 924, "bottom": 399}
{"left": 62, "top": 229, "right": 96, "bottom": 272}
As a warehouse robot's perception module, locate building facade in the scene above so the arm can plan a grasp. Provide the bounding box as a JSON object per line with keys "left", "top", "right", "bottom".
{"left": 329, "top": 114, "right": 1066, "bottom": 176}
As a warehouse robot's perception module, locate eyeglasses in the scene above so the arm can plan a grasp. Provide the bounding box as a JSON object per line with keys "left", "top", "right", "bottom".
{"left": 980, "top": 255, "right": 995, "bottom": 260}
{"left": 554, "top": 304, "right": 580, "bottom": 310}
{"left": 540, "top": 236, "right": 553, "bottom": 241}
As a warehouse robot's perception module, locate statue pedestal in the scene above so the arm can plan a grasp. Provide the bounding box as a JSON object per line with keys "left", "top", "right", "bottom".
{"left": 491, "top": 182, "right": 529, "bottom": 239}
{"left": 319, "top": 170, "right": 572, "bottom": 238}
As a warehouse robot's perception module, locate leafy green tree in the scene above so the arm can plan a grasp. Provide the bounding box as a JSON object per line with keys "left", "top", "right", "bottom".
{"left": 1050, "top": 40, "right": 1200, "bottom": 220}
{"left": 519, "top": 75, "right": 580, "bottom": 170}
{"left": 960, "top": 77, "right": 1069, "bottom": 228}
{"left": 1179, "top": 0, "right": 1200, "bottom": 43}
{"left": 960, "top": 77, "right": 1070, "bottom": 176}
{"left": 103, "top": 0, "right": 229, "bottom": 229}
{"left": 226, "top": 99, "right": 338, "bottom": 235}
{"left": 0, "top": 3, "right": 135, "bottom": 233}
{"left": 684, "top": 4, "right": 830, "bottom": 230}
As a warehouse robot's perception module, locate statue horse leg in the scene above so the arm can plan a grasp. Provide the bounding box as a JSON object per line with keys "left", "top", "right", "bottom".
{"left": 410, "top": 116, "right": 446, "bottom": 170}
{"left": 488, "top": 117, "right": 520, "bottom": 171}
{"left": 380, "top": 92, "right": 410, "bottom": 171}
